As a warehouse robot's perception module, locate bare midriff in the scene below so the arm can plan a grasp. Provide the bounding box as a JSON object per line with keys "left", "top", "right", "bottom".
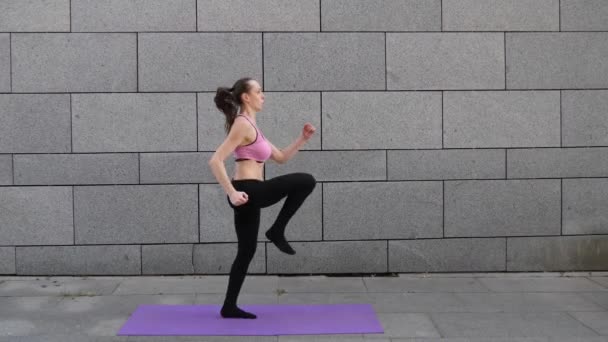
{"left": 233, "top": 159, "right": 264, "bottom": 181}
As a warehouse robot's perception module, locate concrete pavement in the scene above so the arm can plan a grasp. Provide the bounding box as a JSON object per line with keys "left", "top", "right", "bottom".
{"left": 0, "top": 272, "right": 607, "bottom": 341}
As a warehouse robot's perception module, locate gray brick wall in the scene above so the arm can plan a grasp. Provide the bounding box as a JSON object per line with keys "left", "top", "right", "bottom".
{"left": 0, "top": 0, "right": 606, "bottom": 275}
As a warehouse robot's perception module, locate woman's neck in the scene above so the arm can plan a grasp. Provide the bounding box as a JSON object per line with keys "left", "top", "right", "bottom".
{"left": 239, "top": 109, "right": 256, "bottom": 121}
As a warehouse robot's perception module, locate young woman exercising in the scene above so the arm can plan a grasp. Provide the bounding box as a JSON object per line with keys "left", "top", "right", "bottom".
{"left": 208, "top": 77, "right": 316, "bottom": 319}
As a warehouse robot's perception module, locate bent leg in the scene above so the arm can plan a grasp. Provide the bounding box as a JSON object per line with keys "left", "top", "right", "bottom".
{"left": 258, "top": 173, "right": 317, "bottom": 254}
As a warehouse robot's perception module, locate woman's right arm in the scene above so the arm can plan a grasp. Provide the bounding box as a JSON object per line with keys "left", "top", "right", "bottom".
{"left": 208, "top": 119, "right": 247, "bottom": 197}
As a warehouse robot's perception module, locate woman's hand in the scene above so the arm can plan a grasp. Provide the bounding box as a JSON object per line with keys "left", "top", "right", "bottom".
{"left": 229, "top": 191, "right": 249, "bottom": 206}
{"left": 302, "top": 123, "right": 316, "bottom": 140}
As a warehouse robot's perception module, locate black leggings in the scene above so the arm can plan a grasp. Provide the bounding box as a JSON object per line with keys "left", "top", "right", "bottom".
{"left": 223, "top": 172, "right": 316, "bottom": 308}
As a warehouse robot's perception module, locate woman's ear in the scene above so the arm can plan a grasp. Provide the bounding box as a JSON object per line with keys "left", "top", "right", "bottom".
{"left": 240, "top": 92, "right": 250, "bottom": 104}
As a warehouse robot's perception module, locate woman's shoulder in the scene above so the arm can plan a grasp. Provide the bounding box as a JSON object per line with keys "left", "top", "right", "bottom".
{"left": 229, "top": 116, "right": 256, "bottom": 137}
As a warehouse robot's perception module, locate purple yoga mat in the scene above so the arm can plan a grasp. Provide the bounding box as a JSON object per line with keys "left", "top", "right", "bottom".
{"left": 118, "top": 304, "right": 384, "bottom": 336}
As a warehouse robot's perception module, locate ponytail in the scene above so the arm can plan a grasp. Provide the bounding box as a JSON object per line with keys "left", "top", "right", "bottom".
{"left": 214, "top": 77, "right": 253, "bottom": 133}
{"left": 214, "top": 87, "right": 238, "bottom": 133}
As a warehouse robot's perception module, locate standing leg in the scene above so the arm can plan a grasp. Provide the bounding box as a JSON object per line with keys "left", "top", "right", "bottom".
{"left": 221, "top": 204, "right": 260, "bottom": 319}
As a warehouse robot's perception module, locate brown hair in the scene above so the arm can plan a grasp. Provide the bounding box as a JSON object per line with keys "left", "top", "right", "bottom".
{"left": 213, "top": 77, "right": 253, "bottom": 133}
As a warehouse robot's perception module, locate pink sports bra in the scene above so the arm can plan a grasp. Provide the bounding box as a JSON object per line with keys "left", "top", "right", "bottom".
{"left": 233, "top": 114, "right": 272, "bottom": 163}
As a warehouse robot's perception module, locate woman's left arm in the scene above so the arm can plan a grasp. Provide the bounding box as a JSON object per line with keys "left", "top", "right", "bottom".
{"left": 270, "top": 123, "right": 316, "bottom": 164}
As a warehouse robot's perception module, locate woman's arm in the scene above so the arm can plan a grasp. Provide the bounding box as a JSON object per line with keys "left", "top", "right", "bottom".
{"left": 270, "top": 123, "right": 316, "bottom": 164}
{"left": 208, "top": 119, "right": 248, "bottom": 196}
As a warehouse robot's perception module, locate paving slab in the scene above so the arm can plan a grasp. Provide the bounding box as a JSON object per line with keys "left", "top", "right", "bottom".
{"left": 452, "top": 292, "right": 606, "bottom": 312}
{"left": 0, "top": 279, "right": 120, "bottom": 297}
{"left": 195, "top": 293, "right": 279, "bottom": 304}
{"left": 478, "top": 277, "right": 607, "bottom": 292}
{"left": 277, "top": 292, "right": 372, "bottom": 306}
{"left": 0, "top": 296, "right": 62, "bottom": 315}
{"left": 277, "top": 276, "right": 367, "bottom": 293}
{"left": 363, "top": 313, "right": 440, "bottom": 338}
{"left": 0, "top": 274, "right": 606, "bottom": 341}
{"left": 430, "top": 312, "right": 600, "bottom": 338}
{"left": 581, "top": 292, "right": 608, "bottom": 310}
{"left": 590, "top": 277, "right": 608, "bottom": 288}
{"left": 113, "top": 276, "right": 278, "bottom": 295}
{"left": 569, "top": 311, "right": 608, "bottom": 335}
{"left": 0, "top": 295, "right": 193, "bottom": 337}
{"left": 363, "top": 277, "right": 489, "bottom": 293}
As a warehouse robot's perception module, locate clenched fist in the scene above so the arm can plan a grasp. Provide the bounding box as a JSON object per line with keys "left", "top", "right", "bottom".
{"left": 302, "top": 123, "right": 316, "bottom": 140}
{"left": 229, "top": 190, "right": 249, "bottom": 206}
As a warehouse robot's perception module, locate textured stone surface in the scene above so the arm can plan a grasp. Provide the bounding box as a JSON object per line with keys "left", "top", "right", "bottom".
{"left": 363, "top": 276, "right": 490, "bottom": 293}
{"left": 72, "top": 93, "right": 196, "bottom": 152}
{"left": 0, "top": 293, "right": 192, "bottom": 337}
{"left": 0, "top": 187, "right": 73, "bottom": 245}
{"left": 443, "top": 0, "right": 559, "bottom": 31}
{"left": 0, "top": 95, "right": 70, "bottom": 153}
{"left": 0, "top": 155, "right": 12, "bottom": 185}
{"left": 14, "top": 154, "right": 138, "bottom": 185}
{"left": 561, "top": 0, "right": 608, "bottom": 31}
{"left": 193, "top": 243, "right": 265, "bottom": 274}
{"left": 367, "top": 313, "right": 441, "bottom": 338}
{"left": 478, "top": 276, "right": 608, "bottom": 292}
{"left": 323, "top": 182, "right": 442, "bottom": 240}
{"left": 563, "top": 90, "right": 608, "bottom": 146}
{"left": 387, "top": 33, "right": 504, "bottom": 90}
{"left": 139, "top": 33, "right": 262, "bottom": 92}
{"left": 0, "top": 279, "right": 120, "bottom": 296}
{"left": 197, "top": 92, "right": 321, "bottom": 151}
{"left": 265, "top": 151, "right": 386, "bottom": 181}
{"left": 12, "top": 33, "right": 136, "bottom": 92}
{"left": 198, "top": 184, "right": 234, "bottom": 242}
{"left": 508, "top": 148, "right": 608, "bottom": 178}
{"left": 389, "top": 238, "right": 506, "bottom": 272}
{"left": 569, "top": 311, "right": 608, "bottom": 336}
{"left": 276, "top": 276, "right": 367, "bottom": 293}
{"left": 322, "top": 92, "right": 442, "bottom": 149}
{"left": 388, "top": 149, "right": 505, "bottom": 180}
{"left": 361, "top": 292, "right": 604, "bottom": 314}
{"left": 507, "top": 33, "right": 608, "bottom": 89}
{"left": 142, "top": 244, "right": 194, "bottom": 275}
{"left": 445, "top": 180, "right": 561, "bottom": 237}
{"left": 267, "top": 241, "right": 387, "bottom": 274}
{"left": 0, "top": 0, "right": 69, "bottom": 32}
{"left": 113, "top": 275, "right": 277, "bottom": 294}
{"left": 444, "top": 91, "right": 560, "bottom": 148}
{"left": 322, "top": 0, "right": 440, "bottom": 31}
{"left": 74, "top": 185, "right": 198, "bottom": 244}
{"left": 72, "top": 0, "right": 195, "bottom": 32}
{"left": 140, "top": 152, "right": 228, "bottom": 184}
{"left": 198, "top": 0, "right": 318, "bottom": 31}
{"left": 0, "top": 247, "right": 15, "bottom": 274}
{"left": 196, "top": 92, "right": 238, "bottom": 152}
{"left": 430, "top": 312, "right": 599, "bottom": 338}
{"left": 563, "top": 178, "right": 608, "bottom": 235}
{"left": 0, "top": 34, "right": 9, "bottom": 92}
{"left": 255, "top": 92, "right": 321, "bottom": 150}
{"left": 2, "top": 0, "right": 608, "bottom": 278}
{"left": 16, "top": 245, "right": 141, "bottom": 275}
{"left": 264, "top": 33, "right": 385, "bottom": 91}
{"left": 507, "top": 236, "right": 608, "bottom": 271}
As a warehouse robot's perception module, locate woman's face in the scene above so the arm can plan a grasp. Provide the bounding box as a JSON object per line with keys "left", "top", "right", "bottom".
{"left": 243, "top": 80, "right": 264, "bottom": 112}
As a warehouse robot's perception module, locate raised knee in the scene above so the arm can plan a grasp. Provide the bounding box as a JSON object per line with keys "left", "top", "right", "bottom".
{"left": 300, "top": 173, "right": 316, "bottom": 191}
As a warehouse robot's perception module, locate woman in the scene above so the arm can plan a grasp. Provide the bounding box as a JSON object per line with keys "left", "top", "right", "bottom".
{"left": 208, "top": 77, "right": 317, "bottom": 319}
